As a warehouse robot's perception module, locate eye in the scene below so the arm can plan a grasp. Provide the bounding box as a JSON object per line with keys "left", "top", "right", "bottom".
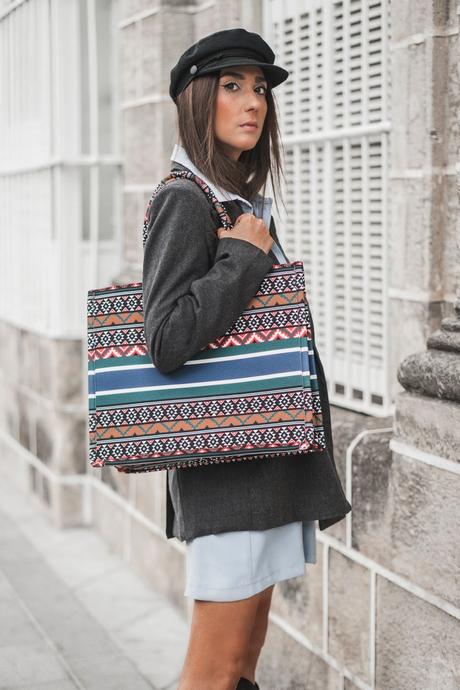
{"left": 222, "top": 81, "right": 268, "bottom": 95}
{"left": 222, "top": 81, "right": 239, "bottom": 91}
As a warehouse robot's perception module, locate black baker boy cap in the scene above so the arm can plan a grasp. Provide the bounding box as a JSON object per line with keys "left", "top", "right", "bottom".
{"left": 169, "top": 27, "right": 290, "bottom": 103}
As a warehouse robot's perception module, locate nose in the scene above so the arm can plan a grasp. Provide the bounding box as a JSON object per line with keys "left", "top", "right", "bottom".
{"left": 243, "top": 88, "right": 261, "bottom": 110}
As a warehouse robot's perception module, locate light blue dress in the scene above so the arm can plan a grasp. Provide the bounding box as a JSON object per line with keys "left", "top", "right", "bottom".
{"left": 181, "top": 193, "right": 318, "bottom": 602}
{"left": 184, "top": 520, "right": 317, "bottom": 601}
{"left": 170, "top": 144, "right": 318, "bottom": 602}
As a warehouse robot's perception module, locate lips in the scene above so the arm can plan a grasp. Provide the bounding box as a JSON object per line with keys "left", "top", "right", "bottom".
{"left": 240, "top": 123, "right": 258, "bottom": 129}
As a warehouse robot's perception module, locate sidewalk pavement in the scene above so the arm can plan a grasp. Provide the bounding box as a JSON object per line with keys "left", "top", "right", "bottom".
{"left": 0, "top": 478, "right": 189, "bottom": 690}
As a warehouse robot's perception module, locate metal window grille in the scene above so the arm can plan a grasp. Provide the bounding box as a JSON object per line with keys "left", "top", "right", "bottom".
{"left": 0, "top": 0, "right": 121, "bottom": 338}
{"left": 264, "top": 0, "right": 392, "bottom": 416}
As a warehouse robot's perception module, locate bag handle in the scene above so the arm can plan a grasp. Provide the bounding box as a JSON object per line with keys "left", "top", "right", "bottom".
{"left": 143, "top": 170, "right": 287, "bottom": 263}
{"left": 143, "top": 170, "right": 233, "bottom": 248}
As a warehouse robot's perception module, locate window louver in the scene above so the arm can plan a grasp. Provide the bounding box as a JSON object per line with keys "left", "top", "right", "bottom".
{"left": 264, "top": 0, "right": 391, "bottom": 415}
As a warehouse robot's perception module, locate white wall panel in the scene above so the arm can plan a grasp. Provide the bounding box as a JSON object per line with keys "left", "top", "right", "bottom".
{"left": 0, "top": 0, "right": 121, "bottom": 338}
{"left": 264, "top": 0, "right": 392, "bottom": 415}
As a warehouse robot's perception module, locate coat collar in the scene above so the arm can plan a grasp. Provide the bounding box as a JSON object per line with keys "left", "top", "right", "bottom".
{"left": 170, "top": 143, "right": 273, "bottom": 225}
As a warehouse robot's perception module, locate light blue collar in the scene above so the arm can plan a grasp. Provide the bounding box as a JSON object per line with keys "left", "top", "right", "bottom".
{"left": 170, "top": 143, "right": 287, "bottom": 263}
{"left": 170, "top": 143, "right": 273, "bottom": 222}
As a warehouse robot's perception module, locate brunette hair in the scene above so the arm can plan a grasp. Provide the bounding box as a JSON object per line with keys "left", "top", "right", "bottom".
{"left": 174, "top": 70, "right": 286, "bottom": 217}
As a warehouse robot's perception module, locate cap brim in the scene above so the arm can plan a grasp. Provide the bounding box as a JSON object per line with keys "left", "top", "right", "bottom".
{"left": 197, "top": 56, "right": 289, "bottom": 89}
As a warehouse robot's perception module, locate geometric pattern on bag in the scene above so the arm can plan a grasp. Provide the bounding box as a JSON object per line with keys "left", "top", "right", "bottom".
{"left": 87, "top": 170, "right": 327, "bottom": 473}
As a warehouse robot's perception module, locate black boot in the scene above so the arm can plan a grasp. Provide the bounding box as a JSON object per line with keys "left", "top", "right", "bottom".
{"left": 236, "top": 678, "right": 260, "bottom": 689}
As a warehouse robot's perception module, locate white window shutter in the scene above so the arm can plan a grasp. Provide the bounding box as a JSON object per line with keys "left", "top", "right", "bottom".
{"left": 0, "top": 0, "right": 121, "bottom": 338}
{"left": 264, "top": 0, "right": 392, "bottom": 415}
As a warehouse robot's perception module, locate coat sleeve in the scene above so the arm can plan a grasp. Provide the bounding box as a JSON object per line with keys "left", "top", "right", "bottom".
{"left": 142, "top": 182, "right": 274, "bottom": 374}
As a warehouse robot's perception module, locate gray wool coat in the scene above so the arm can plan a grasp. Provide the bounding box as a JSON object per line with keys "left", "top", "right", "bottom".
{"left": 142, "top": 161, "right": 352, "bottom": 541}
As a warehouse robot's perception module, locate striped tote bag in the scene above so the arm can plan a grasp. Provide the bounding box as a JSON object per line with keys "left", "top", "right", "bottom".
{"left": 87, "top": 170, "right": 327, "bottom": 473}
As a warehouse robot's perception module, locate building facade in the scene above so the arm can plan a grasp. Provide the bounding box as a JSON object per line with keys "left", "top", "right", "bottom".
{"left": 1, "top": 0, "right": 459, "bottom": 688}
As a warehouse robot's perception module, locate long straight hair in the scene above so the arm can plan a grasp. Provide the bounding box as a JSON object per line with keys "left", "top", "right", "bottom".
{"left": 174, "top": 71, "right": 286, "bottom": 217}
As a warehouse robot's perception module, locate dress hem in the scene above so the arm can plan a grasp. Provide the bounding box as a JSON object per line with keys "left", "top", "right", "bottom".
{"left": 184, "top": 560, "right": 315, "bottom": 602}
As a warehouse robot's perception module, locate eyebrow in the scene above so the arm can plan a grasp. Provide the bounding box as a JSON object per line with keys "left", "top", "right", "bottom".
{"left": 220, "top": 70, "right": 268, "bottom": 84}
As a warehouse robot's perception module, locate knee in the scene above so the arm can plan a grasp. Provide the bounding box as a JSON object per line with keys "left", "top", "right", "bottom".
{"left": 246, "top": 629, "right": 267, "bottom": 660}
{"left": 202, "top": 636, "right": 248, "bottom": 676}
{"left": 246, "top": 636, "right": 266, "bottom": 660}
{"left": 179, "top": 654, "right": 243, "bottom": 690}
{"left": 247, "top": 615, "right": 270, "bottom": 659}
{"left": 217, "top": 653, "right": 247, "bottom": 687}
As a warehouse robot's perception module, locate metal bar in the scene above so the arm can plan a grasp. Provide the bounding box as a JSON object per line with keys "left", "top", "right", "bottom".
{"left": 322, "top": 0, "right": 334, "bottom": 369}
{"left": 0, "top": 0, "right": 29, "bottom": 23}
{"left": 0, "top": 156, "right": 123, "bottom": 176}
{"left": 87, "top": 0, "right": 100, "bottom": 295}
{"left": 282, "top": 119, "right": 391, "bottom": 145}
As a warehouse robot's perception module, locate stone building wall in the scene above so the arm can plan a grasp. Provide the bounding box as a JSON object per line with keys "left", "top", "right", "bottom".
{"left": 1, "top": 1, "right": 458, "bottom": 688}
{"left": 108, "top": 2, "right": 460, "bottom": 688}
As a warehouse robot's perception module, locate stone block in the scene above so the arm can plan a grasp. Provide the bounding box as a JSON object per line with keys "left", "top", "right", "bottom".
{"left": 8, "top": 386, "right": 87, "bottom": 477}
{"left": 91, "top": 483, "right": 129, "bottom": 559}
{"left": 442, "top": 173, "right": 460, "bottom": 296}
{"left": 122, "top": 104, "right": 161, "bottom": 185}
{"left": 17, "top": 391, "right": 31, "bottom": 450}
{"left": 0, "top": 320, "right": 21, "bottom": 387}
{"left": 376, "top": 576, "right": 460, "bottom": 690}
{"left": 258, "top": 617, "right": 343, "bottom": 690}
{"left": 17, "top": 328, "right": 40, "bottom": 394}
{"left": 390, "top": 43, "right": 430, "bottom": 171}
{"left": 120, "top": 22, "right": 139, "bottom": 102}
{"left": 160, "top": 99, "right": 178, "bottom": 159}
{"left": 446, "top": 37, "right": 460, "bottom": 167}
{"left": 352, "top": 448, "right": 460, "bottom": 608}
{"left": 143, "top": 189, "right": 154, "bottom": 214}
{"left": 344, "top": 680, "right": 360, "bottom": 690}
{"left": 395, "top": 390, "right": 460, "bottom": 459}
{"left": 118, "top": 0, "right": 160, "bottom": 22}
{"left": 194, "top": 2, "right": 243, "bottom": 41}
{"left": 432, "top": 2, "right": 460, "bottom": 33}
{"left": 37, "top": 336, "right": 83, "bottom": 404}
{"left": 390, "top": 0, "right": 433, "bottom": 43}
{"left": 351, "top": 427, "right": 393, "bottom": 528}
{"left": 389, "top": 297, "right": 447, "bottom": 401}
{"left": 327, "top": 405, "right": 392, "bottom": 543}
{"left": 427, "top": 172, "right": 453, "bottom": 295}
{"left": 129, "top": 517, "right": 187, "bottom": 616}
{"left": 389, "top": 0, "right": 458, "bottom": 43}
{"left": 328, "top": 550, "right": 371, "bottom": 682}
{"left": 389, "top": 177, "right": 433, "bottom": 292}
{"left": 53, "top": 481, "right": 86, "bottom": 528}
{"left": 35, "top": 405, "right": 87, "bottom": 475}
{"left": 133, "top": 469, "right": 166, "bottom": 528}
{"left": 430, "top": 35, "right": 451, "bottom": 170}
{"left": 1, "top": 387, "right": 19, "bottom": 441}
{"left": 123, "top": 101, "right": 177, "bottom": 185}
{"left": 123, "top": 190, "right": 143, "bottom": 267}
{"left": 270, "top": 541, "right": 324, "bottom": 649}
{"left": 99, "top": 464, "right": 131, "bottom": 501}
{"left": 0, "top": 435, "right": 31, "bottom": 496}
{"left": 158, "top": 10, "right": 194, "bottom": 96}
{"left": 140, "top": 12, "right": 162, "bottom": 97}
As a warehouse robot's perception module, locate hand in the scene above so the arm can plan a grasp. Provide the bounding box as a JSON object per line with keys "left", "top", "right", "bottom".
{"left": 217, "top": 213, "right": 273, "bottom": 255}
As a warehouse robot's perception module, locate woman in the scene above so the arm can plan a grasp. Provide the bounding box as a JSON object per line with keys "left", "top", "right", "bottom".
{"left": 142, "top": 28, "right": 352, "bottom": 690}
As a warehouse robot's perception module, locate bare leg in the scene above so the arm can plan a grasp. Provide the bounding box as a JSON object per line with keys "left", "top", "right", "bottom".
{"left": 178, "top": 588, "right": 268, "bottom": 690}
{"left": 239, "top": 584, "right": 275, "bottom": 684}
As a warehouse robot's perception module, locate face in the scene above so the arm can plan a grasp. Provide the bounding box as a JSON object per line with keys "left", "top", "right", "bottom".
{"left": 214, "top": 65, "right": 269, "bottom": 161}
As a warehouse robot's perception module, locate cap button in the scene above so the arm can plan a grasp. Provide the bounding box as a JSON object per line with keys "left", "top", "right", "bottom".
{"left": 190, "top": 65, "right": 197, "bottom": 74}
